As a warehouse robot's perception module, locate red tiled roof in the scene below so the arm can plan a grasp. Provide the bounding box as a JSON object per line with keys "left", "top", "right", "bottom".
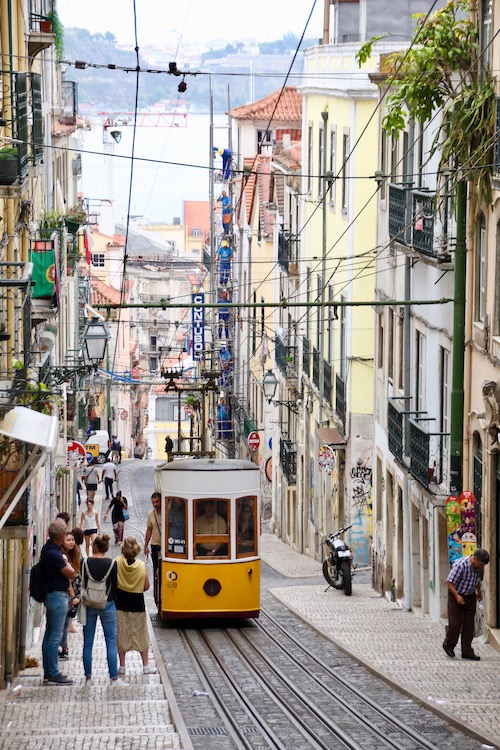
{"left": 230, "top": 86, "right": 302, "bottom": 122}
{"left": 276, "top": 128, "right": 302, "bottom": 142}
{"left": 90, "top": 275, "right": 132, "bottom": 305}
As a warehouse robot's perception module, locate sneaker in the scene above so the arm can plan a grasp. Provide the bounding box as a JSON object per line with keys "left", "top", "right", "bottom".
{"left": 44, "top": 674, "right": 73, "bottom": 685}
{"left": 110, "top": 678, "right": 128, "bottom": 687}
{"left": 118, "top": 666, "right": 126, "bottom": 675}
{"left": 143, "top": 664, "right": 156, "bottom": 675}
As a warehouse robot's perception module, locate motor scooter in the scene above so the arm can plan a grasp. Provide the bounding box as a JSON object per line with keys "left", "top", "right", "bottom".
{"left": 322, "top": 525, "right": 353, "bottom": 596}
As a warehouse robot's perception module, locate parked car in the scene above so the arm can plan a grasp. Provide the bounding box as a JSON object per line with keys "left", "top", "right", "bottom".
{"left": 85, "top": 429, "right": 110, "bottom": 464}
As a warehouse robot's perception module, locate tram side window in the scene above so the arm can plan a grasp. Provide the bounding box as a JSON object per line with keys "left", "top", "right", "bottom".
{"left": 195, "top": 498, "right": 229, "bottom": 557}
{"left": 237, "top": 496, "right": 256, "bottom": 556}
{"left": 166, "top": 496, "right": 187, "bottom": 556}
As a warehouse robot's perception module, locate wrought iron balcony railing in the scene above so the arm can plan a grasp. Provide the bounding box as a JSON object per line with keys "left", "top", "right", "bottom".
{"left": 277, "top": 227, "right": 299, "bottom": 273}
{"left": 302, "top": 337, "right": 310, "bottom": 377}
{"left": 280, "top": 437, "right": 297, "bottom": 485}
{"left": 335, "top": 374, "right": 346, "bottom": 424}
{"left": 312, "top": 347, "right": 320, "bottom": 389}
{"left": 408, "top": 417, "right": 450, "bottom": 491}
{"left": 389, "top": 183, "right": 451, "bottom": 262}
{"left": 324, "top": 360, "right": 332, "bottom": 406}
{"left": 388, "top": 183, "right": 410, "bottom": 246}
{"left": 276, "top": 338, "right": 298, "bottom": 379}
{"left": 387, "top": 398, "right": 405, "bottom": 464}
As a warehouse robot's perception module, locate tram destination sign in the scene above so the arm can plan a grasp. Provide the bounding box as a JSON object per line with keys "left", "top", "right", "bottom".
{"left": 192, "top": 292, "right": 205, "bottom": 360}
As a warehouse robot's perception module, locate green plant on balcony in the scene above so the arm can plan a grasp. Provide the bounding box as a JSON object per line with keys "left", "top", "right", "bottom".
{"left": 46, "top": 9, "right": 64, "bottom": 61}
{"left": 39, "top": 209, "right": 63, "bottom": 238}
{"left": 0, "top": 146, "right": 18, "bottom": 186}
{"left": 11, "top": 359, "right": 59, "bottom": 415}
{"left": 65, "top": 205, "right": 87, "bottom": 234}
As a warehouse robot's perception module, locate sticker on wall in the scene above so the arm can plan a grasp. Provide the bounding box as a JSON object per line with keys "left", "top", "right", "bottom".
{"left": 318, "top": 444, "right": 335, "bottom": 475}
{"left": 446, "top": 496, "right": 462, "bottom": 564}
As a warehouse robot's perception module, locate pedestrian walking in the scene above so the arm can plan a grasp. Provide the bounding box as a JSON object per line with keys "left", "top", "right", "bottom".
{"left": 443, "top": 548, "right": 490, "bottom": 660}
{"left": 103, "top": 490, "right": 128, "bottom": 545}
{"left": 100, "top": 459, "right": 117, "bottom": 500}
{"left": 56, "top": 511, "right": 70, "bottom": 529}
{"left": 76, "top": 478, "right": 82, "bottom": 508}
{"left": 67, "top": 528, "right": 84, "bottom": 634}
{"left": 80, "top": 499, "right": 101, "bottom": 557}
{"left": 58, "top": 531, "right": 81, "bottom": 660}
{"left": 40, "top": 519, "right": 76, "bottom": 685}
{"left": 80, "top": 534, "right": 126, "bottom": 686}
{"left": 116, "top": 536, "right": 156, "bottom": 675}
{"left": 110, "top": 435, "right": 121, "bottom": 464}
{"left": 82, "top": 461, "right": 100, "bottom": 502}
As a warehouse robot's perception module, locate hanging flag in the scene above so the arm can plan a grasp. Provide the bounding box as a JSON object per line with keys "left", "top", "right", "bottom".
{"left": 30, "top": 240, "right": 55, "bottom": 299}
{"left": 84, "top": 226, "right": 94, "bottom": 265}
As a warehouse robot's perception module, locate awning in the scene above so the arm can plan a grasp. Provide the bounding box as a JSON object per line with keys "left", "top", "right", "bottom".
{"left": 0, "top": 407, "right": 58, "bottom": 532}
{"left": 317, "top": 427, "right": 346, "bottom": 449}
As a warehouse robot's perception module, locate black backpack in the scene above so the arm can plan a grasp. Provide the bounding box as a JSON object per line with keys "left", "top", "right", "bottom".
{"left": 29, "top": 561, "right": 48, "bottom": 603}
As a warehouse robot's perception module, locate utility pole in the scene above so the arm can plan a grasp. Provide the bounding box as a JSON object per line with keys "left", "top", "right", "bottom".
{"left": 449, "top": 180, "right": 467, "bottom": 495}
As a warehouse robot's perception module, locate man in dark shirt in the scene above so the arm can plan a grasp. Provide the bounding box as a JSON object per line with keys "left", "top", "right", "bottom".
{"left": 40, "top": 519, "right": 76, "bottom": 684}
{"left": 443, "top": 548, "right": 489, "bottom": 660}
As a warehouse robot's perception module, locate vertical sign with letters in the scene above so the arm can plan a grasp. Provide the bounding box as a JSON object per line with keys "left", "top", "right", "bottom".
{"left": 192, "top": 292, "right": 205, "bottom": 360}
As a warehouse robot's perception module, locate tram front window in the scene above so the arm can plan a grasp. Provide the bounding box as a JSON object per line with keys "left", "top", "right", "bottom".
{"left": 195, "top": 499, "right": 228, "bottom": 557}
{"left": 166, "top": 497, "right": 186, "bottom": 555}
{"left": 237, "top": 496, "right": 256, "bottom": 555}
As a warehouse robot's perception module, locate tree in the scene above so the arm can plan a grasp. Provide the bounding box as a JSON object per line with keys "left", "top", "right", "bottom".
{"left": 357, "top": 0, "right": 495, "bottom": 207}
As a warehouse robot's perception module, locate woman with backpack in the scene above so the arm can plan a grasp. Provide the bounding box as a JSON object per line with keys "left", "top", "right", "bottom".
{"left": 80, "top": 534, "right": 126, "bottom": 686}
{"left": 116, "top": 536, "right": 155, "bottom": 675}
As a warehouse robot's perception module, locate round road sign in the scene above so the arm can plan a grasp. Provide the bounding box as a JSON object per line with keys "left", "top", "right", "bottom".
{"left": 247, "top": 431, "right": 260, "bottom": 451}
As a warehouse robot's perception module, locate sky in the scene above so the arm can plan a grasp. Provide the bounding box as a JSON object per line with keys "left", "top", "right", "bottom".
{"left": 57, "top": 0, "right": 324, "bottom": 48}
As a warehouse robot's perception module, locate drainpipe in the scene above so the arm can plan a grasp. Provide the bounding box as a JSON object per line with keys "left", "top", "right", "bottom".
{"left": 450, "top": 180, "right": 466, "bottom": 495}
{"left": 319, "top": 107, "right": 328, "bottom": 427}
{"left": 19, "top": 538, "right": 29, "bottom": 671}
{"left": 4, "top": 540, "right": 16, "bottom": 680}
{"left": 403, "top": 255, "right": 412, "bottom": 611}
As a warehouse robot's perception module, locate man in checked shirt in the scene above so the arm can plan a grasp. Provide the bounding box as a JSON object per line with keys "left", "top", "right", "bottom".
{"left": 443, "top": 548, "right": 489, "bottom": 660}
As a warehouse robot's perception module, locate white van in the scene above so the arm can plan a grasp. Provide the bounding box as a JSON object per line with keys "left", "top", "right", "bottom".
{"left": 85, "top": 430, "right": 110, "bottom": 464}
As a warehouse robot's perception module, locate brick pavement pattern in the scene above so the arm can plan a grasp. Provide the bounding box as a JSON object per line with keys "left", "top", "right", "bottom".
{"left": 261, "top": 532, "right": 500, "bottom": 749}
{"left": 0, "top": 473, "right": 189, "bottom": 750}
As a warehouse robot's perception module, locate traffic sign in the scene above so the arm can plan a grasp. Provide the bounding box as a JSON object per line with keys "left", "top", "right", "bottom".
{"left": 67, "top": 440, "right": 87, "bottom": 469}
{"left": 247, "top": 431, "right": 260, "bottom": 451}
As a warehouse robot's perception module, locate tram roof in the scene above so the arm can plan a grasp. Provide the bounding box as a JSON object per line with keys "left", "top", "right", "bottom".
{"left": 156, "top": 458, "right": 259, "bottom": 472}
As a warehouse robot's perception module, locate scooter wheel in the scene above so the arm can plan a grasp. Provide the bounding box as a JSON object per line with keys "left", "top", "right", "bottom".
{"left": 323, "top": 559, "right": 344, "bottom": 589}
{"left": 341, "top": 560, "right": 352, "bottom": 596}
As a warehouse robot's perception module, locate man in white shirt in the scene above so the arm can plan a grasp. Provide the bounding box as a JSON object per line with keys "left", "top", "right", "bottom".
{"left": 100, "top": 460, "right": 117, "bottom": 500}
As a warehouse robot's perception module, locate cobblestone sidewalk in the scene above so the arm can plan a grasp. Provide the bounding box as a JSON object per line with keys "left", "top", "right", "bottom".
{"left": 261, "top": 532, "right": 500, "bottom": 749}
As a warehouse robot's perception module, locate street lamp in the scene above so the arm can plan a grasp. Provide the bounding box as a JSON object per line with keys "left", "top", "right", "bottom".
{"left": 262, "top": 369, "right": 299, "bottom": 414}
{"left": 82, "top": 317, "right": 109, "bottom": 368}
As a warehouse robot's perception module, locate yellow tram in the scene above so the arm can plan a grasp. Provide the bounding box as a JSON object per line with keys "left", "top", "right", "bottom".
{"left": 154, "top": 458, "right": 261, "bottom": 619}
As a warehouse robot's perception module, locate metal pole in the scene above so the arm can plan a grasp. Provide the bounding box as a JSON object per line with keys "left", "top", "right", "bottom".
{"left": 449, "top": 179, "right": 466, "bottom": 495}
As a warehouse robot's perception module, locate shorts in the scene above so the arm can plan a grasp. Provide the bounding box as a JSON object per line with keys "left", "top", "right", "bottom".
{"left": 86, "top": 483, "right": 97, "bottom": 491}
{"left": 83, "top": 528, "right": 97, "bottom": 537}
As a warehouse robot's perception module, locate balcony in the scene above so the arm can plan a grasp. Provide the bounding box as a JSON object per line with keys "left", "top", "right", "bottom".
{"left": 203, "top": 247, "right": 211, "bottom": 272}
{"left": 276, "top": 338, "right": 298, "bottom": 380}
{"left": 243, "top": 412, "right": 257, "bottom": 438}
{"left": 324, "top": 360, "right": 332, "bottom": 406}
{"left": 388, "top": 183, "right": 452, "bottom": 263}
{"left": 280, "top": 438, "right": 297, "bottom": 484}
{"left": 312, "top": 347, "right": 320, "bottom": 389}
{"left": 277, "top": 227, "right": 298, "bottom": 274}
{"left": 335, "top": 374, "right": 345, "bottom": 424}
{"left": 302, "top": 337, "right": 310, "bottom": 377}
{"left": 387, "top": 398, "right": 404, "bottom": 463}
{"left": 59, "top": 81, "right": 78, "bottom": 127}
{"left": 409, "top": 418, "right": 449, "bottom": 491}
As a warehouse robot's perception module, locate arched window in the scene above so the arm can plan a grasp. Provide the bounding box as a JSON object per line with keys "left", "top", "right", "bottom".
{"left": 475, "top": 214, "right": 487, "bottom": 323}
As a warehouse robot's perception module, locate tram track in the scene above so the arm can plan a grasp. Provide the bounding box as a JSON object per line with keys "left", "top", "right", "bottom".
{"left": 179, "top": 612, "right": 452, "bottom": 750}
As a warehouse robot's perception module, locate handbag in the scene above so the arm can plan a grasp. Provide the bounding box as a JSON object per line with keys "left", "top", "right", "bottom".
{"left": 123, "top": 509, "right": 130, "bottom": 521}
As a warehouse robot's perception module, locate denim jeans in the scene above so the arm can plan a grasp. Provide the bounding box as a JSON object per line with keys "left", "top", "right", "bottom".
{"left": 42, "top": 591, "right": 69, "bottom": 677}
{"left": 83, "top": 600, "right": 118, "bottom": 679}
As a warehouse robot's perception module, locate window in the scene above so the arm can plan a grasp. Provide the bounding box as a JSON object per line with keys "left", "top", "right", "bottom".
{"left": 257, "top": 129, "right": 272, "bottom": 149}
{"left": 390, "top": 131, "right": 398, "bottom": 181}
{"left": 481, "top": 0, "right": 493, "bottom": 71}
{"left": 403, "top": 131, "right": 410, "bottom": 183}
{"left": 475, "top": 214, "right": 487, "bottom": 323}
{"left": 440, "top": 348, "right": 450, "bottom": 435}
{"left": 329, "top": 127, "right": 336, "bottom": 207}
{"left": 316, "top": 275, "right": 322, "bottom": 350}
{"left": 192, "top": 227, "right": 200, "bottom": 237}
{"left": 306, "top": 268, "right": 311, "bottom": 339}
{"left": 415, "top": 330, "right": 425, "bottom": 412}
{"left": 341, "top": 132, "right": 349, "bottom": 212}
{"left": 377, "top": 314, "right": 384, "bottom": 370}
{"left": 307, "top": 125, "right": 313, "bottom": 193}
{"left": 150, "top": 356, "right": 158, "bottom": 372}
{"left": 252, "top": 290, "right": 257, "bottom": 354}
{"left": 150, "top": 335, "right": 157, "bottom": 351}
{"left": 340, "top": 296, "right": 346, "bottom": 378}
{"left": 397, "top": 308, "right": 404, "bottom": 390}
{"left": 194, "top": 498, "right": 229, "bottom": 558}
{"left": 494, "top": 220, "right": 500, "bottom": 335}
{"left": 165, "top": 497, "right": 187, "bottom": 556}
{"left": 328, "top": 285, "right": 334, "bottom": 362}
{"left": 237, "top": 496, "right": 257, "bottom": 556}
{"left": 318, "top": 125, "right": 324, "bottom": 197}
{"left": 91, "top": 253, "right": 105, "bottom": 267}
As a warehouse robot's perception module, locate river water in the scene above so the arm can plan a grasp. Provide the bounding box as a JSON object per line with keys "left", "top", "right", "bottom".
{"left": 80, "top": 113, "right": 227, "bottom": 224}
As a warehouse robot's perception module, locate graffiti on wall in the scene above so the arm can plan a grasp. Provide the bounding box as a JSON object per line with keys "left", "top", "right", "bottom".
{"left": 351, "top": 454, "right": 373, "bottom": 514}
{"left": 350, "top": 508, "right": 370, "bottom": 567}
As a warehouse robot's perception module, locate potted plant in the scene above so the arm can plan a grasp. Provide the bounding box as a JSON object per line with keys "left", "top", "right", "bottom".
{"left": 39, "top": 17, "right": 52, "bottom": 33}
{"left": 65, "top": 204, "right": 87, "bottom": 235}
{"left": 39, "top": 209, "right": 63, "bottom": 238}
{"left": 46, "top": 10, "right": 64, "bottom": 61}
{"left": 0, "top": 146, "right": 19, "bottom": 186}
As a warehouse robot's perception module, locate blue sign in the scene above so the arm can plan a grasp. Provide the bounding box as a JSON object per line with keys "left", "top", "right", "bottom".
{"left": 192, "top": 292, "right": 205, "bottom": 360}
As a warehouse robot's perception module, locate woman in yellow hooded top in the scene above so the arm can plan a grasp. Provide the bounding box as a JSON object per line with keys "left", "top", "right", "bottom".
{"left": 115, "top": 536, "right": 156, "bottom": 675}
